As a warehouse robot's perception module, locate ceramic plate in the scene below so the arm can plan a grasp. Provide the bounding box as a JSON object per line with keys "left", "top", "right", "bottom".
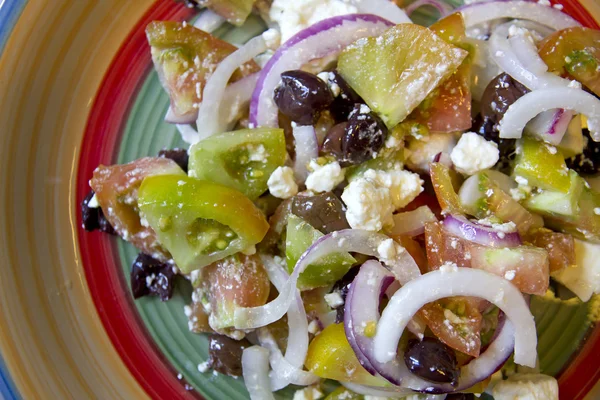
{"left": 1, "top": 0, "right": 600, "bottom": 399}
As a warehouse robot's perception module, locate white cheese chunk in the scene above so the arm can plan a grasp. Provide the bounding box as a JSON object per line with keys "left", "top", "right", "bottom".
{"left": 267, "top": 166, "right": 298, "bottom": 199}
{"left": 492, "top": 373, "right": 558, "bottom": 400}
{"left": 451, "top": 132, "right": 500, "bottom": 175}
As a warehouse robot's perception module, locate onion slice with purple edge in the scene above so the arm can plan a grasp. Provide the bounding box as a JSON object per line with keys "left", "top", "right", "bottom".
{"left": 388, "top": 206, "right": 438, "bottom": 237}
{"left": 499, "top": 87, "right": 600, "bottom": 141}
{"left": 459, "top": 1, "right": 581, "bottom": 30}
{"left": 404, "top": 0, "right": 452, "bottom": 18}
{"left": 260, "top": 255, "right": 317, "bottom": 390}
{"left": 193, "top": 9, "right": 226, "bottom": 33}
{"left": 347, "top": 264, "right": 519, "bottom": 392}
{"left": 242, "top": 346, "right": 275, "bottom": 400}
{"left": 349, "top": 0, "right": 412, "bottom": 24}
{"left": 525, "top": 108, "right": 575, "bottom": 145}
{"left": 443, "top": 214, "right": 522, "bottom": 248}
{"left": 249, "top": 14, "right": 394, "bottom": 128}
{"left": 233, "top": 230, "right": 420, "bottom": 330}
{"left": 374, "top": 268, "right": 536, "bottom": 368}
{"left": 292, "top": 124, "right": 319, "bottom": 182}
{"left": 196, "top": 34, "right": 269, "bottom": 142}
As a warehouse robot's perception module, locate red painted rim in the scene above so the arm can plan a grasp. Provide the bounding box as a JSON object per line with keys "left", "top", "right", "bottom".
{"left": 75, "top": 1, "right": 599, "bottom": 399}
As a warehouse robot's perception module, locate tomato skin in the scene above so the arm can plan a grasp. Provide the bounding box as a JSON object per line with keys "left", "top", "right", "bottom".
{"left": 538, "top": 27, "right": 600, "bottom": 96}
{"left": 411, "top": 13, "right": 472, "bottom": 133}
{"left": 146, "top": 21, "right": 259, "bottom": 119}
{"left": 138, "top": 175, "right": 269, "bottom": 273}
{"left": 90, "top": 157, "right": 185, "bottom": 259}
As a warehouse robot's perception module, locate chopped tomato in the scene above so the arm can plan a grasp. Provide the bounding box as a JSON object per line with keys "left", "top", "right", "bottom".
{"left": 424, "top": 221, "right": 472, "bottom": 269}
{"left": 419, "top": 297, "right": 483, "bottom": 357}
{"left": 399, "top": 191, "right": 443, "bottom": 219}
{"left": 531, "top": 231, "right": 576, "bottom": 273}
{"left": 411, "top": 13, "right": 472, "bottom": 132}
{"left": 90, "top": 157, "right": 185, "bottom": 259}
{"left": 538, "top": 27, "right": 600, "bottom": 96}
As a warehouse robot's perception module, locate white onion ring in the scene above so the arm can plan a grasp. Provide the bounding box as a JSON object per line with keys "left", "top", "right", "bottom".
{"left": 349, "top": 0, "right": 412, "bottom": 24}
{"left": 176, "top": 124, "right": 200, "bottom": 145}
{"left": 242, "top": 346, "right": 275, "bottom": 400}
{"left": 193, "top": 10, "right": 226, "bottom": 33}
{"left": 292, "top": 124, "right": 319, "bottom": 182}
{"left": 460, "top": 1, "right": 581, "bottom": 30}
{"left": 499, "top": 87, "right": 600, "bottom": 140}
{"left": 509, "top": 33, "right": 549, "bottom": 74}
{"left": 249, "top": 14, "right": 394, "bottom": 128}
{"left": 489, "top": 22, "right": 570, "bottom": 91}
{"left": 443, "top": 214, "right": 522, "bottom": 248}
{"left": 374, "top": 268, "right": 537, "bottom": 368}
{"left": 196, "top": 34, "right": 267, "bottom": 141}
{"left": 233, "top": 230, "right": 420, "bottom": 329}
{"left": 388, "top": 206, "right": 438, "bottom": 237}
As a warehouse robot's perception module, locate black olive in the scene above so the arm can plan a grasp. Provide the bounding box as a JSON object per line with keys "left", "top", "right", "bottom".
{"left": 207, "top": 334, "right": 252, "bottom": 377}
{"left": 274, "top": 70, "right": 334, "bottom": 125}
{"left": 321, "top": 122, "right": 348, "bottom": 161}
{"left": 480, "top": 73, "right": 529, "bottom": 125}
{"left": 131, "top": 253, "right": 176, "bottom": 301}
{"left": 404, "top": 337, "right": 460, "bottom": 386}
{"left": 291, "top": 192, "right": 350, "bottom": 234}
{"left": 323, "top": 71, "right": 364, "bottom": 122}
{"left": 81, "top": 190, "right": 116, "bottom": 235}
{"left": 446, "top": 394, "right": 475, "bottom": 400}
{"left": 331, "top": 267, "right": 360, "bottom": 323}
{"left": 566, "top": 129, "right": 600, "bottom": 175}
{"left": 471, "top": 114, "right": 516, "bottom": 171}
{"left": 158, "top": 148, "right": 189, "bottom": 173}
{"left": 341, "top": 104, "right": 387, "bottom": 165}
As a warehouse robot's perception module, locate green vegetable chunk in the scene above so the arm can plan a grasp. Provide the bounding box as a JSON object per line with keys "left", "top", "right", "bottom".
{"left": 205, "top": 0, "right": 256, "bottom": 26}
{"left": 513, "top": 136, "right": 571, "bottom": 193}
{"left": 337, "top": 24, "right": 467, "bottom": 128}
{"left": 285, "top": 214, "right": 355, "bottom": 290}
{"left": 138, "top": 175, "right": 269, "bottom": 272}
{"left": 188, "top": 128, "right": 287, "bottom": 200}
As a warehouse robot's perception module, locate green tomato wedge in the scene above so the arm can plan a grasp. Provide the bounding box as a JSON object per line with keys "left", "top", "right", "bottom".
{"left": 513, "top": 137, "right": 571, "bottom": 193}
{"left": 188, "top": 128, "right": 287, "bottom": 200}
{"left": 138, "top": 175, "right": 269, "bottom": 273}
{"left": 285, "top": 214, "right": 355, "bottom": 291}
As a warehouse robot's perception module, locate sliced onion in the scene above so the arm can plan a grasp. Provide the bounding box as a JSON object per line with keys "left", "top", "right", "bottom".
{"left": 234, "top": 230, "right": 420, "bottom": 329}
{"left": 292, "top": 124, "right": 319, "bottom": 182}
{"left": 499, "top": 87, "right": 600, "bottom": 141}
{"left": 470, "top": 39, "right": 503, "bottom": 102}
{"left": 176, "top": 124, "right": 200, "bottom": 145}
{"left": 345, "top": 260, "right": 403, "bottom": 381}
{"left": 166, "top": 73, "right": 259, "bottom": 126}
{"left": 374, "top": 268, "right": 537, "bottom": 368}
{"left": 261, "top": 255, "right": 309, "bottom": 370}
{"left": 460, "top": 1, "right": 581, "bottom": 30}
{"left": 509, "top": 33, "right": 549, "bottom": 75}
{"left": 349, "top": 0, "right": 412, "bottom": 24}
{"left": 388, "top": 206, "right": 438, "bottom": 237}
{"left": 242, "top": 346, "right": 275, "bottom": 400}
{"left": 196, "top": 35, "right": 267, "bottom": 141}
{"left": 433, "top": 152, "right": 453, "bottom": 168}
{"left": 193, "top": 10, "right": 226, "bottom": 33}
{"left": 405, "top": 0, "right": 452, "bottom": 18}
{"left": 525, "top": 108, "right": 575, "bottom": 145}
{"left": 250, "top": 14, "right": 394, "bottom": 128}
{"left": 489, "top": 22, "right": 570, "bottom": 91}
{"left": 458, "top": 170, "right": 516, "bottom": 212}
{"left": 340, "top": 382, "right": 414, "bottom": 398}
{"left": 443, "top": 214, "right": 522, "bottom": 248}
{"left": 257, "top": 329, "right": 320, "bottom": 390}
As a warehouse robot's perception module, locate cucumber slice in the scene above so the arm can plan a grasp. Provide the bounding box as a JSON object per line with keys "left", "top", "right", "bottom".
{"left": 513, "top": 136, "right": 571, "bottom": 193}
{"left": 524, "top": 171, "right": 583, "bottom": 217}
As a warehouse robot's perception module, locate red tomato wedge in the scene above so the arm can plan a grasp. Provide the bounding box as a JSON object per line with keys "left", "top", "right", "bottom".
{"left": 531, "top": 231, "right": 576, "bottom": 273}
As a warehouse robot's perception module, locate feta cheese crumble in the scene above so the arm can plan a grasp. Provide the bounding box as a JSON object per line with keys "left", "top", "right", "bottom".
{"left": 377, "top": 238, "right": 398, "bottom": 261}
{"left": 293, "top": 386, "right": 324, "bottom": 400}
{"left": 267, "top": 166, "right": 298, "bottom": 199}
{"left": 262, "top": 28, "right": 281, "bottom": 50}
{"left": 324, "top": 292, "right": 344, "bottom": 308}
{"left": 493, "top": 373, "right": 558, "bottom": 400}
{"left": 305, "top": 160, "right": 345, "bottom": 193}
{"left": 450, "top": 132, "right": 500, "bottom": 175}
{"left": 363, "top": 168, "right": 424, "bottom": 210}
{"left": 405, "top": 132, "right": 458, "bottom": 174}
{"left": 269, "top": 0, "right": 358, "bottom": 43}
{"left": 87, "top": 193, "right": 100, "bottom": 208}
{"left": 341, "top": 175, "right": 394, "bottom": 231}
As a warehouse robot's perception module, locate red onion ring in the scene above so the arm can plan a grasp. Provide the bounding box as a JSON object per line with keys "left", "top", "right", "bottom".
{"left": 459, "top": 0, "right": 581, "bottom": 30}
{"left": 249, "top": 14, "right": 394, "bottom": 128}
{"left": 374, "top": 268, "right": 537, "bottom": 369}
{"left": 405, "top": 0, "right": 452, "bottom": 18}
{"left": 499, "top": 87, "right": 600, "bottom": 141}
{"left": 525, "top": 108, "right": 575, "bottom": 145}
{"left": 443, "top": 214, "right": 522, "bottom": 248}
{"left": 233, "top": 230, "right": 420, "bottom": 329}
